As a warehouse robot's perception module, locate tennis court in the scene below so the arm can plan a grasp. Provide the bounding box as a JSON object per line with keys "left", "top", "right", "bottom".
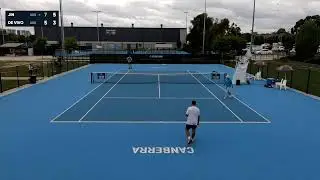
{"left": 1, "top": 63, "right": 320, "bottom": 180}
{"left": 52, "top": 70, "right": 269, "bottom": 124}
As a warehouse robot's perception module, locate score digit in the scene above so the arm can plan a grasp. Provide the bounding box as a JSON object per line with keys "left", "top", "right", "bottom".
{"left": 44, "top": 12, "right": 47, "bottom": 17}
{"left": 44, "top": 20, "right": 47, "bottom": 25}
{"left": 53, "top": 12, "right": 56, "bottom": 17}
{"left": 53, "top": 20, "right": 56, "bottom": 26}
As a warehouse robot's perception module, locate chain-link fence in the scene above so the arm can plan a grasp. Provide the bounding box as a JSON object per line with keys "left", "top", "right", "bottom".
{"left": 0, "top": 60, "right": 89, "bottom": 93}
{"left": 224, "top": 60, "right": 320, "bottom": 97}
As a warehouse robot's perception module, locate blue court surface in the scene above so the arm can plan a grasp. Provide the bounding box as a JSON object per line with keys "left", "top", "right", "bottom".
{"left": 1, "top": 63, "right": 320, "bottom": 180}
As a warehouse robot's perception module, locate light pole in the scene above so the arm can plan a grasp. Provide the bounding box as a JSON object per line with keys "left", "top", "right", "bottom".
{"left": 0, "top": 8, "right": 5, "bottom": 45}
{"left": 202, "top": 0, "right": 206, "bottom": 55}
{"left": 250, "top": 0, "right": 256, "bottom": 53}
{"left": 184, "top": 11, "right": 188, "bottom": 44}
{"left": 59, "top": 0, "right": 65, "bottom": 57}
{"left": 92, "top": 10, "right": 101, "bottom": 44}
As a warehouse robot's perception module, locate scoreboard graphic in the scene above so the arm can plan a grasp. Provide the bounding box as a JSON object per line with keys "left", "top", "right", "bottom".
{"left": 5, "top": 11, "right": 59, "bottom": 27}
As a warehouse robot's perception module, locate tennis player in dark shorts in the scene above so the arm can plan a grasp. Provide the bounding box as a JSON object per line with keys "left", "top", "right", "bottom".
{"left": 185, "top": 100, "right": 200, "bottom": 145}
{"left": 127, "top": 56, "right": 132, "bottom": 69}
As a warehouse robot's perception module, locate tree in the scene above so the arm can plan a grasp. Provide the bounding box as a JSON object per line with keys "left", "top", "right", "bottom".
{"left": 186, "top": 13, "right": 214, "bottom": 53}
{"left": 277, "top": 28, "right": 287, "bottom": 34}
{"left": 64, "top": 37, "right": 78, "bottom": 53}
{"left": 265, "top": 35, "right": 274, "bottom": 44}
{"left": 17, "top": 35, "right": 26, "bottom": 43}
{"left": 186, "top": 13, "right": 241, "bottom": 53}
{"left": 213, "top": 35, "right": 246, "bottom": 55}
{"left": 212, "top": 18, "right": 230, "bottom": 37}
{"left": 282, "top": 33, "right": 295, "bottom": 50}
{"left": 33, "top": 37, "right": 47, "bottom": 55}
{"left": 7, "top": 33, "right": 18, "bottom": 42}
{"left": 230, "top": 36, "right": 247, "bottom": 53}
{"left": 26, "top": 35, "right": 36, "bottom": 44}
{"left": 295, "top": 20, "right": 320, "bottom": 59}
{"left": 227, "top": 23, "right": 241, "bottom": 36}
{"left": 241, "top": 33, "right": 251, "bottom": 43}
{"left": 291, "top": 15, "right": 320, "bottom": 35}
{"left": 253, "top": 35, "right": 264, "bottom": 45}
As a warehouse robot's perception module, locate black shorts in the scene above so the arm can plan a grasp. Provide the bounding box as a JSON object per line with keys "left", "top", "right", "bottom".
{"left": 185, "top": 124, "right": 197, "bottom": 130}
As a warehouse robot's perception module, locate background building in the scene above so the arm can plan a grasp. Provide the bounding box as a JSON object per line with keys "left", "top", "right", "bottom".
{"left": 34, "top": 24, "right": 187, "bottom": 51}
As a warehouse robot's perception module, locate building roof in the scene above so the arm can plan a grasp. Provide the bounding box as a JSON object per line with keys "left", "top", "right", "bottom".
{"left": 0, "top": 43, "right": 24, "bottom": 48}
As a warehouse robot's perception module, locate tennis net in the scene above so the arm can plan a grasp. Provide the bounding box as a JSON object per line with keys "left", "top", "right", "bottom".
{"left": 90, "top": 72, "right": 225, "bottom": 84}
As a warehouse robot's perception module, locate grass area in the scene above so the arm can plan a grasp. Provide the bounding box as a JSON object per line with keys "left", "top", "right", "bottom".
{"left": 0, "top": 61, "right": 89, "bottom": 93}
{"left": 225, "top": 60, "right": 320, "bottom": 97}
{"left": 0, "top": 61, "right": 88, "bottom": 77}
{"left": 0, "top": 61, "right": 30, "bottom": 68}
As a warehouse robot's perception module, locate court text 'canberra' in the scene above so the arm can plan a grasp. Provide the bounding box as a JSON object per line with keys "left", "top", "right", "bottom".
{"left": 133, "top": 146, "right": 194, "bottom": 154}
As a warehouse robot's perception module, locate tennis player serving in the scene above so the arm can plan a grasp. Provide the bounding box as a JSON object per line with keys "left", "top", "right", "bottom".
{"left": 185, "top": 100, "right": 200, "bottom": 145}
{"left": 224, "top": 74, "right": 233, "bottom": 99}
{"left": 127, "top": 56, "right": 133, "bottom": 70}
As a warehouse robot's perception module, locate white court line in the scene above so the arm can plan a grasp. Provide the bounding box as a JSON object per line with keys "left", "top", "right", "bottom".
{"left": 199, "top": 73, "right": 271, "bottom": 123}
{"left": 158, "top": 74, "right": 161, "bottom": 99}
{"left": 188, "top": 70, "right": 244, "bottom": 123}
{"left": 103, "top": 97, "right": 216, "bottom": 100}
{"left": 78, "top": 71, "right": 129, "bottom": 122}
{"left": 51, "top": 120, "right": 270, "bottom": 124}
{"left": 50, "top": 71, "right": 119, "bottom": 122}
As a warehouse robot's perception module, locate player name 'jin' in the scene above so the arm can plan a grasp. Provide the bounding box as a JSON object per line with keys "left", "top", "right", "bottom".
{"left": 132, "top": 146, "right": 194, "bottom": 154}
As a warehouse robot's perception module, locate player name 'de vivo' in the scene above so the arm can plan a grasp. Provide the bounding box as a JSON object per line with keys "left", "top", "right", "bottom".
{"left": 133, "top": 146, "right": 194, "bottom": 154}
{"left": 7, "top": 21, "right": 24, "bottom": 25}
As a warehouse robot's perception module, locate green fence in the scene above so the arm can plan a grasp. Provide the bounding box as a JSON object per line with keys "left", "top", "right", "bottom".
{"left": 224, "top": 60, "right": 320, "bottom": 97}
{"left": 0, "top": 60, "right": 89, "bottom": 93}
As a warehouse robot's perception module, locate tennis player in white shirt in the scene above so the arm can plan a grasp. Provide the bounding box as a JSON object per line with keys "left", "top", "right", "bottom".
{"left": 185, "top": 100, "right": 200, "bottom": 145}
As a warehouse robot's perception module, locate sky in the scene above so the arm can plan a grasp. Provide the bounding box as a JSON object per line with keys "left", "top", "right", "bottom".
{"left": 1, "top": 0, "right": 320, "bottom": 34}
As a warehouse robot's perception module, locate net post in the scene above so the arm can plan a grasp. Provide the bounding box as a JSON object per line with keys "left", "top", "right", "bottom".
{"left": 90, "top": 72, "right": 93, "bottom": 83}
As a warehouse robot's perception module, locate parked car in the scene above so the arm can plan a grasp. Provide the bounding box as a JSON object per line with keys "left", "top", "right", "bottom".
{"left": 255, "top": 49, "right": 273, "bottom": 55}
{"left": 278, "top": 46, "right": 285, "bottom": 51}
{"left": 289, "top": 48, "right": 296, "bottom": 55}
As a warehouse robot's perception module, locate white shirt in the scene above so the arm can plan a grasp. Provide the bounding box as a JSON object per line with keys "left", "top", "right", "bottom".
{"left": 127, "top": 57, "right": 132, "bottom": 63}
{"left": 186, "top": 106, "right": 200, "bottom": 125}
